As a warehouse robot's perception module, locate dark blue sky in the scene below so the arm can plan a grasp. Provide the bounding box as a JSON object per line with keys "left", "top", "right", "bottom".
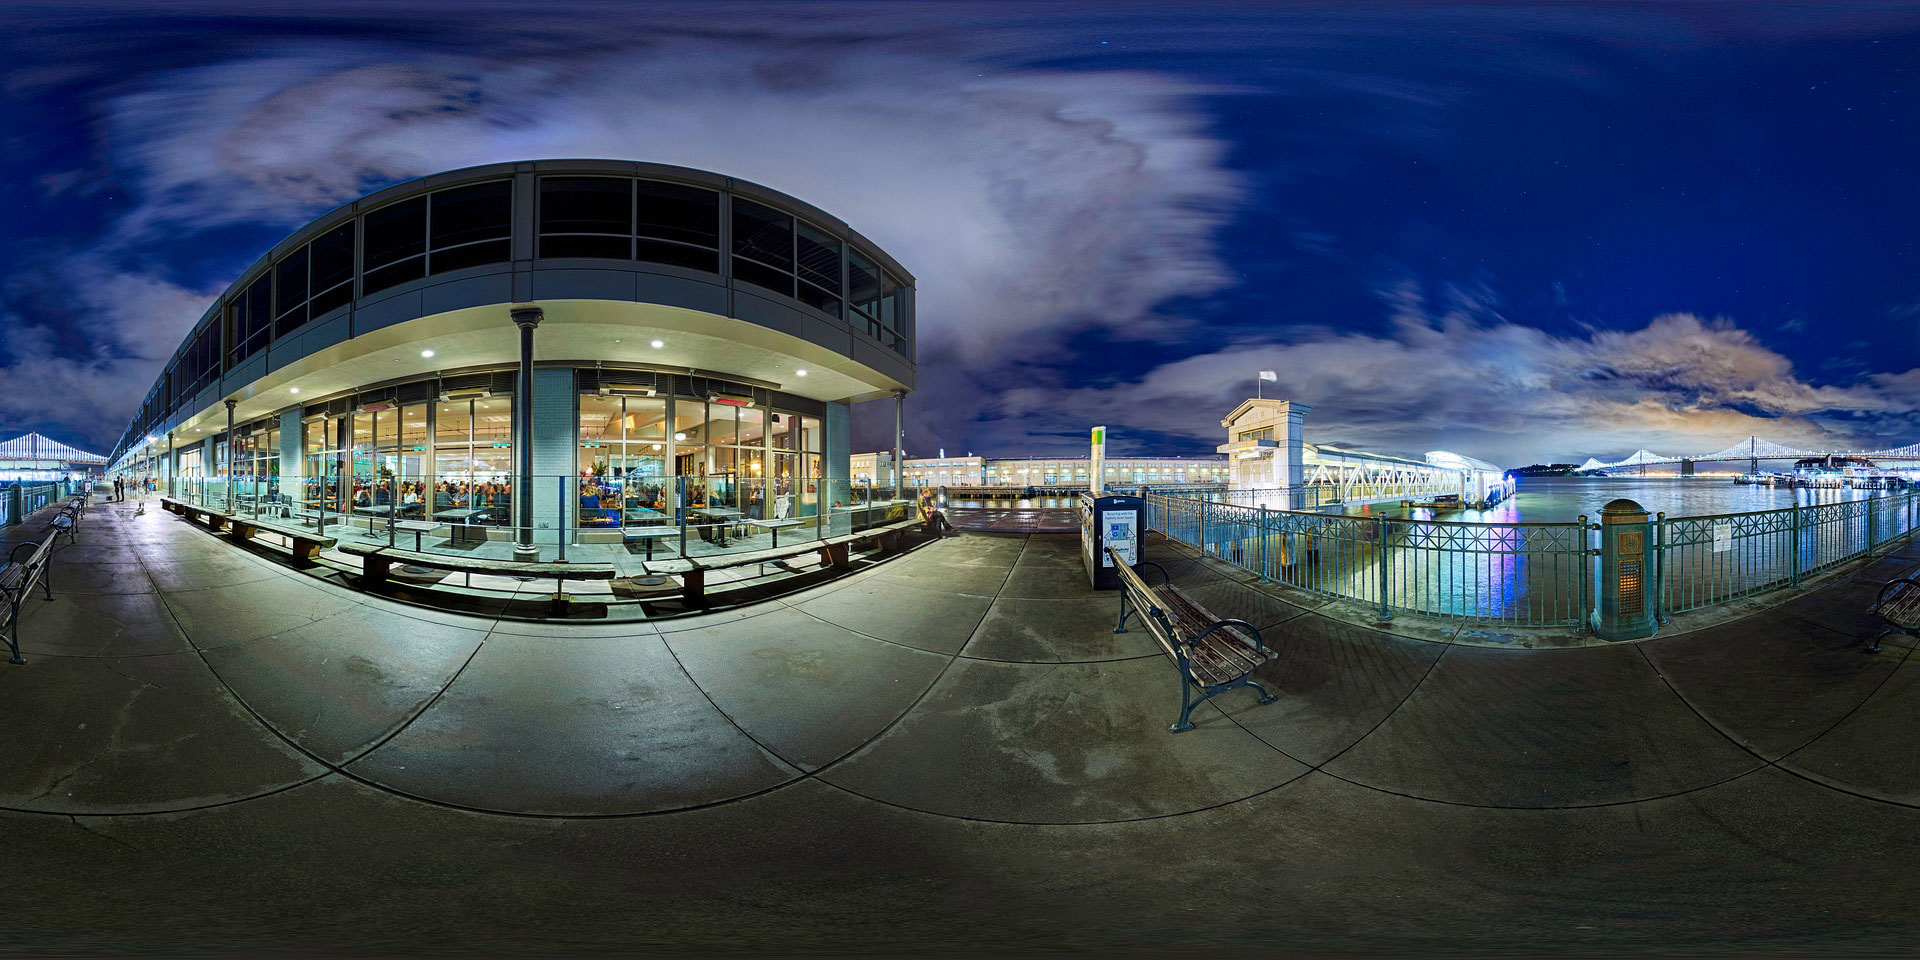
{"left": 2, "top": 2, "right": 1917, "bottom": 465}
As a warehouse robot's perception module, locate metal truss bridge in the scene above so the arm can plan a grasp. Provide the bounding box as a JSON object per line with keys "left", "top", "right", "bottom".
{"left": 1576, "top": 437, "right": 1920, "bottom": 473}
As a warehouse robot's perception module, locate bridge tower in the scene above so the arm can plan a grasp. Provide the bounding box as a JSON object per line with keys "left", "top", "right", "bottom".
{"left": 1749, "top": 436, "right": 1759, "bottom": 477}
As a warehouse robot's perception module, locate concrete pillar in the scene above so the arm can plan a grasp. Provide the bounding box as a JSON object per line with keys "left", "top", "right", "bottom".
{"left": 825, "top": 400, "right": 851, "bottom": 500}
{"left": 280, "top": 409, "right": 303, "bottom": 496}
{"left": 1593, "top": 498, "right": 1657, "bottom": 641}
{"left": 510, "top": 306, "right": 542, "bottom": 562}
{"left": 1275, "top": 401, "right": 1312, "bottom": 510}
{"left": 529, "top": 367, "right": 575, "bottom": 548}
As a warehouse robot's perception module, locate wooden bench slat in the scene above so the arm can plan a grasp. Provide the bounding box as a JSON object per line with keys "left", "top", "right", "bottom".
{"left": 1108, "top": 544, "right": 1275, "bottom": 732}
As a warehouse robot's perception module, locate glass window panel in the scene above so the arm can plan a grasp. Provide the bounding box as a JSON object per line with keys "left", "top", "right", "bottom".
{"left": 796, "top": 281, "right": 839, "bottom": 315}
{"left": 768, "top": 412, "right": 794, "bottom": 450}
{"left": 626, "top": 397, "right": 667, "bottom": 442}
{"left": 274, "top": 246, "right": 310, "bottom": 317}
{"left": 363, "top": 196, "right": 427, "bottom": 269}
{"left": 706, "top": 404, "right": 738, "bottom": 445}
{"left": 732, "top": 257, "right": 792, "bottom": 295}
{"left": 731, "top": 198, "right": 793, "bottom": 295}
{"left": 430, "top": 180, "right": 513, "bottom": 249}
{"left": 540, "top": 177, "right": 631, "bottom": 235}
{"left": 848, "top": 249, "right": 881, "bottom": 318}
{"left": 673, "top": 400, "right": 708, "bottom": 448}
{"left": 635, "top": 239, "right": 718, "bottom": 272}
{"left": 363, "top": 258, "right": 425, "bottom": 295}
{"left": 473, "top": 397, "right": 512, "bottom": 447}
{"left": 428, "top": 238, "right": 510, "bottom": 274}
{"left": 736, "top": 406, "right": 765, "bottom": 446}
{"left": 795, "top": 222, "right": 840, "bottom": 295}
{"left": 880, "top": 272, "right": 905, "bottom": 332}
{"left": 541, "top": 234, "right": 630, "bottom": 260}
{"left": 636, "top": 181, "right": 718, "bottom": 248}
{"left": 434, "top": 399, "right": 471, "bottom": 445}
{"left": 578, "top": 392, "right": 621, "bottom": 477}
{"left": 375, "top": 408, "right": 399, "bottom": 449}
{"left": 310, "top": 223, "right": 355, "bottom": 296}
{"left": 801, "top": 416, "right": 822, "bottom": 452}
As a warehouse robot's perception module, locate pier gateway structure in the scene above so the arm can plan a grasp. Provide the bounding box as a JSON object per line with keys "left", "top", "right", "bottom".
{"left": 104, "top": 160, "right": 913, "bottom": 553}
{"left": 1219, "top": 398, "right": 1512, "bottom": 510}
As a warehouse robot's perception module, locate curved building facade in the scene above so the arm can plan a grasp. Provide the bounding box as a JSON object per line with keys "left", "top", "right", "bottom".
{"left": 109, "top": 160, "right": 914, "bottom": 555}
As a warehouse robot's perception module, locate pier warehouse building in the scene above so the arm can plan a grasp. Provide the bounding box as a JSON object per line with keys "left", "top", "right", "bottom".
{"left": 108, "top": 160, "right": 914, "bottom": 556}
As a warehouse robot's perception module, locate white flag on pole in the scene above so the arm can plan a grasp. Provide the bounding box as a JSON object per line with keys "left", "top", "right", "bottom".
{"left": 1258, "top": 370, "right": 1278, "bottom": 382}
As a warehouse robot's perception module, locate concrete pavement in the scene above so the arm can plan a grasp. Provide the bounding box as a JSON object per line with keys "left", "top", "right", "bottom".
{"left": 3, "top": 493, "right": 1920, "bottom": 954}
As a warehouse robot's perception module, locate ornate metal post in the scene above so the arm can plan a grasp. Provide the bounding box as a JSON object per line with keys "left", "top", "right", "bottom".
{"left": 511, "top": 306, "right": 543, "bottom": 562}
{"left": 1376, "top": 514, "right": 1391, "bottom": 622}
{"left": 1257, "top": 505, "right": 1269, "bottom": 582}
{"left": 1789, "top": 502, "right": 1802, "bottom": 587}
{"left": 224, "top": 398, "right": 237, "bottom": 513}
{"left": 892, "top": 389, "right": 905, "bottom": 501}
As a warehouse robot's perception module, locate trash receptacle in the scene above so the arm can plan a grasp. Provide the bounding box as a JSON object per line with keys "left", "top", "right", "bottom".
{"left": 1081, "top": 494, "right": 1145, "bottom": 590}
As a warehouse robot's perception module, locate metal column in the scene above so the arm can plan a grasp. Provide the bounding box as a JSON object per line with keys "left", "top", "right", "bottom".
{"left": 511, "top": 306, "right": 543, "bottom": 562}
{"left": 224, "top": 398, "right": 236, "bottom": 513}
{"left": 892, "top": 389, "right": 905, "bottom": 500}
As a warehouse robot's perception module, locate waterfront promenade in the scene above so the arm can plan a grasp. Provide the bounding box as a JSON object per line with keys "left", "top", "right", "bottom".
{"left": 4, "top": 492, "right": 1920, "bottom": 954}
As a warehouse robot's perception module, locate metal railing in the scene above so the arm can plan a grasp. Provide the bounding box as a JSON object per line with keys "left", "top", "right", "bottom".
{"left": 1, "top": 480, "right": 72, "bottom": 527}
{"left": 161, "top": 474, "right": 925, "bottom": 567}
{"left": 1147, "top": 489, "right": 1920, "bottom": 627}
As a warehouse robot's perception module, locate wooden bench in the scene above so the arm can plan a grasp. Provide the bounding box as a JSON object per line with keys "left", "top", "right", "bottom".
{"left": 162, "top": 497, "right": 231, "bottom": 532}
{"left": 47, "top": 504, "right": 81, "bottom": 546}
{"left": 0, "top": 539, "right": 56, "bottom": 665}
{"left": 226, "top": 515, "right": 339, "bottom": 563}
{"left": 1866, "top": 577, "right": 1920, "bottom": 653}
{"left": 337, "top": 543, "right": 618, "bottom": 615}
{"left": 642, "top": 518, "right": 922, "bottom": 606}
{"left": 1108, "top": 545, "right": 1277, "bottom": 732}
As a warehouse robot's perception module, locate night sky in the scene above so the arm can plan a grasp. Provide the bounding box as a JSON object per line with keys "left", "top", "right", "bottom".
{"left": 2, "top": 2, "right": 1917, "bottom": 467}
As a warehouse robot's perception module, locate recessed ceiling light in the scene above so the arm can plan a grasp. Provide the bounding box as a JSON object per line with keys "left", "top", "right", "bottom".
{"left": 612, "top": 339, "right": 621, "bottom": 344}
{"left": 673, "top": 432, "right": 686, "bottom": 441}
{"left": 421, "top": 349, "right": 435, "bottom": 358}
{"left": 289, "top": 387, "right": 300, "bottom": 395}
{"left": 650, "top": 339, "right": 664, "bottom": 349}
{"left": 795, "top": 369, "right": 808, "bottom": 377}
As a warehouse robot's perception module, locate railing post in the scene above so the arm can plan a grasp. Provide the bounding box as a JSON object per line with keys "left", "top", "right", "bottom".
{"left": 1257, "top": 505, "right": 1269, "bottom": 583}
{"left": 1868, "top": 494, "right": 1879, "bottom": 553}
{"left": 1578, "top": 515, "right": 1592, "bottom": 632}
{"left": 1198, "top": 502, "right": 1208, "bottom": 556}
{"left": 1789, "top": 503, "right": 1802, "bottom": 587}
{"left": 1654, "top": 512, "right": 1668, "bottom": 624}
{"left": 1376, "top": 515, "right": 1391, "bottom": 622}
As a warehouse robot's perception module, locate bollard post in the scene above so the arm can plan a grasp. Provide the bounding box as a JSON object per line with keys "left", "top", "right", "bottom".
{"left": 1376, "top": 515, "right": 1391, "bottom": 622}
{"left": 1257, "top": 505, "right": 1269, "bottom": 583}
{"left": 1592, "top": 500, "right": 1656, "bottom": 641}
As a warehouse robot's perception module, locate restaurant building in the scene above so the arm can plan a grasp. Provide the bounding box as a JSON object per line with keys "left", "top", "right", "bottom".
{"left": 108, "top": 160, "right": 913, "bottom": 554}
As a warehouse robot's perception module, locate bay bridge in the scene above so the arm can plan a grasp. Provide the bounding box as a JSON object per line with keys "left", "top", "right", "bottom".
{"left": 1575, "top": 436, "right": 1920, "bottom": 475}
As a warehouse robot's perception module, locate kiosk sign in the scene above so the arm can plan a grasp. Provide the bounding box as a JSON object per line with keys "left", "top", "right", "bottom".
{"left": 1105, "top": 510, "right": 1137, "bottom": 567}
